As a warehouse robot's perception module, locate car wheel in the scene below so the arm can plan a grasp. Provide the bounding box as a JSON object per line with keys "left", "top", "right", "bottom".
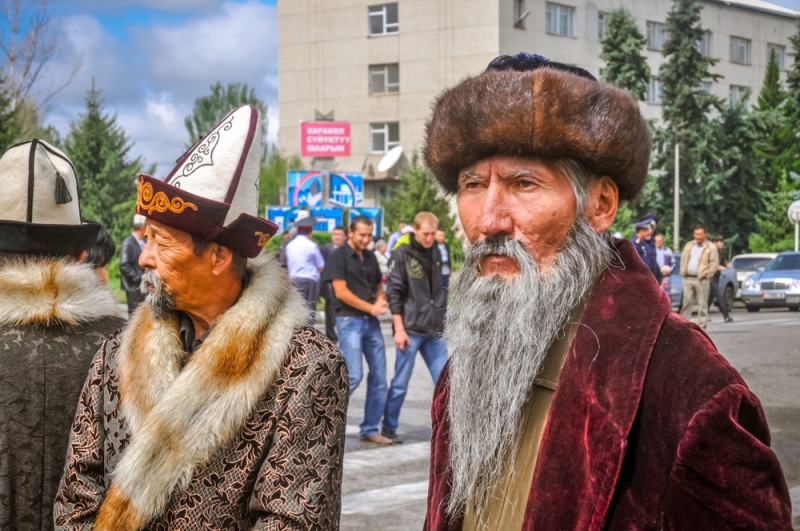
{"left": 746, "top": 305, "right": 760, "bottom": 313}
{"left": 724, "top": 285, "right": 735, "bottom": 311}
{"left": 789, "top": 307, "right": 800, "bottom": 312}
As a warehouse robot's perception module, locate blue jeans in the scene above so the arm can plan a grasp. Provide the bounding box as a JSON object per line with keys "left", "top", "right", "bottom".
{"left": 336, "top": 316, "right": 387, "bottom": 438}
{"left": 382, "top": 334, "right": 448, "bottom": 433}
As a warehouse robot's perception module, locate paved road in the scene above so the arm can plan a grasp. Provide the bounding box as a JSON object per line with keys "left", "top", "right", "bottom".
{"left": 332, "top": 305, "right": 800, "bottom": 530}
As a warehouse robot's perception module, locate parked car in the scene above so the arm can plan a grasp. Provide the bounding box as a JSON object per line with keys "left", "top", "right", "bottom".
{"left": 740, "top": 251, "right": 800, "bottom": 312}
{"left": 667, "top": 252, "right": 738, "bottom": 311}
{"left": 730, "top": 253, "right": 778, "bottom": 300}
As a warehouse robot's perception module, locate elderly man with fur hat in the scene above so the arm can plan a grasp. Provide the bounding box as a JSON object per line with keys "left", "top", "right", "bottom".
{"left": 54, "top": 106, "right": 349, "bottom": 531}
{"left": 423, "top": 53, "right": 792, "bottom": 531}
{"left": 0, "top": 140, "right": 125, "bottom": 531}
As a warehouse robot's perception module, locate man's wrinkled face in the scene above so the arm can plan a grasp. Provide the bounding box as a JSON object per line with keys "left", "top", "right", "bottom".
{"left": 138, "top": 219, "right": 211, "bottom": 315}
{"left": 349, "top": 222, "right": 373, "bottom": 252}
{"left": 694, "top": 228, "right": 707, "bottom": 245}
{"left": 331, "top": 229, "right": 346, "bottom": 247}
{"left": 457, "top": 155, "right": 578, "bottom": 277}
{"left": 415, "top": 222, "right": 437, "bottom": 249}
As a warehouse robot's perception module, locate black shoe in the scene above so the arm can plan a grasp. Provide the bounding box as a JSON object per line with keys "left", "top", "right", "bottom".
{"left": 381, "top": 429, "right": 403, "bottom": 444}
{"left": 724, "top": 316, "right": 733, "bottom": 323}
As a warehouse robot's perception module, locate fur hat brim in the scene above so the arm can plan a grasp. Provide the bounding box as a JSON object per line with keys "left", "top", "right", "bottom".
{"left": 423, "top": 67, "right": 651, "bottom": 201}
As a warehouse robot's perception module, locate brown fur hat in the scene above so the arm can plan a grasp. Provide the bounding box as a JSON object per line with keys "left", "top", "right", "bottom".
{"left": 423, "top": 64, "right": 651, "bottom": 201}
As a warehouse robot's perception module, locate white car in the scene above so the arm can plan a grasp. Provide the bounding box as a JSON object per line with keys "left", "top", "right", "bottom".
{"left": 730, "top": 253, "right": 778, "bottom": 299}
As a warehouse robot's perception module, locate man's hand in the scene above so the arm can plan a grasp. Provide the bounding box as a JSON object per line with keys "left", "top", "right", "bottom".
{"left": 371, "top": 299, "right": 388, "bottom": 316}
{"left": 395, "top": 329, "right": 412, "bottom": 350}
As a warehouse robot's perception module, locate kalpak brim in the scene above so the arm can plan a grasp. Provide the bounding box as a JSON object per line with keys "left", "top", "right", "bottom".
{"left": 0, "top": 219, "right": 100, "bottom": 256}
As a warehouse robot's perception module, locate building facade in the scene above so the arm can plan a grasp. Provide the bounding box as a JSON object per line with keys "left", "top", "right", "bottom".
{"left": 278, "top": 0, "right": 798, "bottom": 207}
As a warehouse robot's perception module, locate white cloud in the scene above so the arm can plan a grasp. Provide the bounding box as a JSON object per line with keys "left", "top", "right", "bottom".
{"left": 43, "top": 1, "right": 278, "bottom": 173}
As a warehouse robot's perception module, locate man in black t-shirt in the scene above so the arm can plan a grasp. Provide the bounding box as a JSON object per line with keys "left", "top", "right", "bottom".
{"left": 326, "top": 215, "right": 392, "bottom": 445}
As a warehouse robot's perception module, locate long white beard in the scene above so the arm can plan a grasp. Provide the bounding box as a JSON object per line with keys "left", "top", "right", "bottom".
{"left": 444, "top": 217, "right": 613, "bottom": 518}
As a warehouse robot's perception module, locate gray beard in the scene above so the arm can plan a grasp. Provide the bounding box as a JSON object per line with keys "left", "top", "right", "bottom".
{"left": 444, "top": 217, "right": 613, "bottom": 518}
{"left": 140, "top": 269, "right": 176, "bottom": 320}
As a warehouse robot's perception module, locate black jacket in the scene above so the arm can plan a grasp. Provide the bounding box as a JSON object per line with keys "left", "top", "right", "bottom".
{"left": 386, "top": 235, "right": 447, "bottom": 337}
{"left": 120, "top": 234, "right": 144, "bottom": 292}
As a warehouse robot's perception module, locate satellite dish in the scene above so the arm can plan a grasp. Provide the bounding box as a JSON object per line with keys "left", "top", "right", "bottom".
{"left": 789, "top": 200, "right": 800, "bottom": 224}
{"left": 377, "top": 145, "right": 403, "bottom": 173}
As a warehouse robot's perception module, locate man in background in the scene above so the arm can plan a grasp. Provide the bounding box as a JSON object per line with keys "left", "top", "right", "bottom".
{"left": 83, "top": 224, "right": 116, "bottom": 285}
{"left": 435, "top": 229, "right": 452, "bottom": 296}
{"left": 120, "top": 213, "right": 146, "bottom": 314}
{"left": 327, "top": 216, "right": 391, "bottom": 444}
{"left": 632, "top": 219, "right": 661, "bottom": 282}
{"left": 386, "top": 221, "right": 407, "bottom": 258}
{"left": 709, "top": 235, "right": 733, "bottom": 323}
{"left": 383, "top": 212, "right": 448, "bottom": 443}
{"left": 680, "top": 225, "right": 719, "bottom": 330}
{"left": 0, "top": 140, "right": 124, "bottom": 531}
{"left": 654, "top": 233, "right": 674, "bottom": 273}
{"left": 286, "top": 217, "right": 325, "bottom": 326}
{"left": 320, "top": 226, "right": 347, "bottom": 342}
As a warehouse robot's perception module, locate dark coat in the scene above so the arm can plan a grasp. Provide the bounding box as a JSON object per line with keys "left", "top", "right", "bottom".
{"left": 0, "top": 259, "right": 124, "bottom": 531}
{"left": 319, "top": 242, "right": 339, "bottom": 300}
{"left": 386, "top": 235, "right": 446, "bottom": 337}
{"left": 425, "top": 239, "right": 792, "bottom": 531}
{"left": 119, "top": 234, "right": 144, "bottom": 292}
{"left": 632, "top": 236, "right": 662, "bottom": 282}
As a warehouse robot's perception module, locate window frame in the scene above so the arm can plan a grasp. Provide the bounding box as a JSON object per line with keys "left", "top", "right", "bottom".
{"left": 729, "top": 36, "right": 751, "bottom": 65}
{"left": 768, "top": 43, "right": 786, "bottom": 70}
{"left": 729, "top": 85, "right": 750, "bottom": 106}
{"left": 369, "top": 122, "right": 400, "bottom": 154}
{"left": 646, "top": 21, "right": 667, "bottom": 51}
{"left": 646, "top": 76, "right": 663, "bottom": 104}
{"left": 697, "top": 31, "right": 712, "bottom": 58}
{"left": 598, "top": 11, "right": 607, "bottom": 41}
{"left": 369, "top": 63, "right": 400, "bottom": 95}
{"left": 545, "top": 2, "right": 576, "bottom": 37}
{"left": 368, "top": 3, "right": 399, "bottom": 36}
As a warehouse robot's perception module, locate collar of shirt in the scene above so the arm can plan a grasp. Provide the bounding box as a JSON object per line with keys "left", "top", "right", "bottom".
{"left": 177, "top": 311, "right": 213, "bottom": 358}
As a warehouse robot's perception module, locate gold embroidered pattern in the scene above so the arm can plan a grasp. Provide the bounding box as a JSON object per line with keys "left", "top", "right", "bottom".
{"left": 255, "top": 231, "right": 271, "bottom": 247}
{"left": 137, "top": 181, "right": 198, "bottom": 215}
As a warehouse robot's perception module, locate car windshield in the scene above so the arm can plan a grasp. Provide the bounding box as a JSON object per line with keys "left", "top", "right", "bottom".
{"left": 766, "top": 254, "right": 800, "bottom": 272}
{"left": 732, "top": 257, "right": 773, "bottom": 271}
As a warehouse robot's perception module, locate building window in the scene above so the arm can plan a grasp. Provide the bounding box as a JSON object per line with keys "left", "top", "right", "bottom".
{"left": 730, "top": 85, "right": 749, "bottom": 105}
{"left": 369, "top": 64, "right": 399, "bottom": 94}
{"left": 768, "top": 43, "right": 786, "bottom": 69}
{"left": 646, "top": 76, "right": 662, "bottom": 104}
{"left": 598, "top": 11, "right": 607, "bottom": 40}
{"left": 514, "top": 0, "right": 529, "bottom": 29}
{"left": 697, "top": 31, "right": 711, "bottom": 58}
{"left": 646, "top": 21, "right": 667, "bottom": 51}
{"left": 545, "top": 3, "right": 575, "bottom": 37}
{"left": 695, "top": 81, "right": 712, "bottom": 93}
{"left": 368, "top": 3, "right": 398, "bottom": 36}
{"left": 730, "top": 36, "right": 751, "bottom": 64}
{"left": 370, "top": 122, "right": 399, "bottom": 153}
{"left": 378, "top": 184, "right": 394, "bottom": 205}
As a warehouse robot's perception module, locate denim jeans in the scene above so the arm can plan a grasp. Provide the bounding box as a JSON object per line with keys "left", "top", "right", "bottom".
{"left": 336, "top": 315, "right": 387, "bottom": 437}
{"left": 382, "top": 334, "right": 448, "bottom": 433}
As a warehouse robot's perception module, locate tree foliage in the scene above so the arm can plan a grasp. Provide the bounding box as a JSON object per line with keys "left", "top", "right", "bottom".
{"left": 63, "top": 82, "right": 147, "bottom": 246}
{"left": 748, "top": 172, "right": 800, "bottom": 252}
{"left": 599, "top": 8, "right": 650, "bottom": 100}
{"left": 185, "top": 83, "right": 268, "bottom": 157}
{"left": 383, "top": 153, "right": 457, "bottom": 246}
{"left": 0, "top": 73, "right": 19, "bottom": 152}
{"left": 757, "top": 48, "right": 785, "bottom": 112}
{"left": 258, "top": 148, "right": 303, "bottom": 214}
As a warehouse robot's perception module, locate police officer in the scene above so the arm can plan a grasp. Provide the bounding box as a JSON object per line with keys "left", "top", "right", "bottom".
{"left": 632, "top": 218, "right": 661, "bottom": 282}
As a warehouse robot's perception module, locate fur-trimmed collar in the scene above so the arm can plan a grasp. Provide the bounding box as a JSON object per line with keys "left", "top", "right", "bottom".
{"left": 0, "top": 258, "right": 120, "bottom": 327}
{"left": 96, "top": 254, "right": 308, "bottom": 531}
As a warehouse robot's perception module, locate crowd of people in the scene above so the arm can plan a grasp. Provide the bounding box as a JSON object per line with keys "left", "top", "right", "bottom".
{"left": 0, "top": 52, "right": 794, "bottom": 531}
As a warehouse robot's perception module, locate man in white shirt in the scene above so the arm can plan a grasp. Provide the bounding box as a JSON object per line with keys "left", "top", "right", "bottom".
{"left": 679, "top": 225, "right": 719, "bottom": 329}
{"left": 286, "top": 217, "right": 325, "bottom": 325}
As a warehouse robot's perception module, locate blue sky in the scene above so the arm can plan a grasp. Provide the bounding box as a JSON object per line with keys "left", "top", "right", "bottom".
{"left": 41, "top": 0, "right": 278, "bottom": 174}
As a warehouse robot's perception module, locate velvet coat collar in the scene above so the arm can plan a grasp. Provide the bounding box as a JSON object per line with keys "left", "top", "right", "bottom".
{"left": 426, "top": 238, "right": 673, "bottom": 531}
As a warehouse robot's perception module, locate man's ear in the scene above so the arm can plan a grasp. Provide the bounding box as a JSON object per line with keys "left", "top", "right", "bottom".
{"left": 74, "top": 250, "right": 87, "bottom": 263}
{"left": 210, "top": 244, "right": 235, "bottom": 276}
{"left": 585, "top": 176, "right": 619, "bottom": 233}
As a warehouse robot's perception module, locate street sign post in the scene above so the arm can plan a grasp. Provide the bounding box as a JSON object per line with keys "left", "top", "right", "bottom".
{"left": 788, "top": 200, "right": 800, "bottom": 252}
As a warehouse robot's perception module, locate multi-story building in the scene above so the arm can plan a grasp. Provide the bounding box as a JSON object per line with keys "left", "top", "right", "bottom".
{"left": 278, "top": 0, "right": 799, "bottom": 207}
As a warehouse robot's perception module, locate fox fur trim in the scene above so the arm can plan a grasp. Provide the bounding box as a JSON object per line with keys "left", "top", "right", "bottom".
{"left": 0, "top": 257, "right": 120, "bottom": 327}
{"left": 424, "top": 67, "right": 651, "bottom": 201}
{"left": 95, "top": 254, "right": 308, "bottom": 531}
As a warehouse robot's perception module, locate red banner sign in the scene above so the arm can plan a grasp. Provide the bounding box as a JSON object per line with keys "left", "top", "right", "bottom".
{"left": 301, "top": 121, "right": 351, "bottom": 157}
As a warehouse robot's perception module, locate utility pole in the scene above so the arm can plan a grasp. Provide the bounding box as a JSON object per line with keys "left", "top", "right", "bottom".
{"left": 674, "top": 139, "right": 680, "bottom": 253}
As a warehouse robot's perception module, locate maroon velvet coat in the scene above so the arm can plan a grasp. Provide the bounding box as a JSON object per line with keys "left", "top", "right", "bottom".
{"left": 425, "top": 240, "right": 792, "bottom": 531}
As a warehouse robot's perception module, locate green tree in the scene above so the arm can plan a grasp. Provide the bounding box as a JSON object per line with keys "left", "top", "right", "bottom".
{"left": 786, "top": 17, "right": 800, "bottom": 109}
{"left": 599, "top": 8, "right": 650, "bottom": 100}
{"left": 383, "top": 153, "right": 457, "bottom": 244}
{"left": 748, "top": 172, "right": 800, "bottom": 252}
{"left": 258, "top": 148, "right": 303, "bottom": 214}
{"left": 0, "top": 73, "right": 19, "bottom": 152}
{"left": 63, "top": 81, "right": 147, "bottom": 246}
{"left": 757, "top": 48, "right": 786, "bottom": 111}
{"left": 185, "top": 83, "right": 268, "bottom": 157}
